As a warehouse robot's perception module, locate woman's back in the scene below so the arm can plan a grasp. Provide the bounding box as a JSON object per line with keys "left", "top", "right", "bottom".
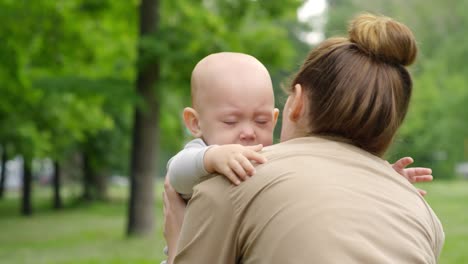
{"left": 233, "top": 136, "right": 444, "bottom": 263}
{"left": 173, "top": 136, "right": 443, "bottom": 264}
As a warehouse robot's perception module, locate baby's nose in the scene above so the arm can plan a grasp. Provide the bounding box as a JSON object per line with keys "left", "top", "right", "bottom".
{"left": 240, "top": 125, "right": 256, "bottom": 141}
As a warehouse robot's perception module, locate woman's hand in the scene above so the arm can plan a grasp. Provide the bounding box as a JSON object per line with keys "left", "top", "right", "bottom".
{"left": 392, "top": 157, "right": 433, "bottom": 196}
{"left": 163, "top": 176, "right": 187, "bottom": 263}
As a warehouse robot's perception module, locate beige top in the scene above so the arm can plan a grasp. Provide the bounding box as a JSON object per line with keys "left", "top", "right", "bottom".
{"left": 174, "top": 137, "right": 444, "bottom": 264}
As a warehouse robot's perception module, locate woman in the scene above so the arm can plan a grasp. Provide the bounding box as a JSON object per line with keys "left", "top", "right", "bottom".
{"left": 164, "top": 13, "right": 444, "bottom": 263}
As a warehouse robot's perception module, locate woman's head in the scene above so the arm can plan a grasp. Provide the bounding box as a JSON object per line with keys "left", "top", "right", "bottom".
{"left": 281, "top": 13, "right": 417, "bottom": 157}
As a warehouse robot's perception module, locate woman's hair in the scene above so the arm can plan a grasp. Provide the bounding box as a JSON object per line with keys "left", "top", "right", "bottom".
{"left": 290, "top": 13, "right": 417, "bottom": 156}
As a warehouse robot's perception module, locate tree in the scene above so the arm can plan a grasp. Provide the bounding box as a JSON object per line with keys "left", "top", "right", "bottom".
{"left": 22, "top": 157, "right": 33, "bottom": 216}
{"left": 0, "top": 146, "right": 7, "bottom": 198}
{"left": 127, "top": 0, "right": 160, "bottom": 236}
{"left": 0, "top": 0, "right": 131, "bottom": 213}
{"left": 52, "top": 161, "right": 62, "bottom": 209}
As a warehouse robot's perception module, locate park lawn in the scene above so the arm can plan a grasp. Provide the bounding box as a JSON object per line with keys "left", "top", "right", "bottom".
{"left": 0, "top": 180, "right": 467, "bottom": 264}
{"left": 418, "top": 180, "right": 468, "bottom": 264}
{"left": 0, "top": 184, "right": 167, "bottom": 264}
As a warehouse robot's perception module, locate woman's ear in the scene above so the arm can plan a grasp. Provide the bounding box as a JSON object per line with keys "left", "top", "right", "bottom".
{"left": 288, "top": 84, "right": 305, "bottom": 122}
{"left": 272, "top": 108, "right": 280, "bottom": 127}
{"left": 183, "top": 107, "right": 202, "bottom": 138}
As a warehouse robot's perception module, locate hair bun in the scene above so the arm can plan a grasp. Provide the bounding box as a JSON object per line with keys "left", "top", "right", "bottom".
{"left": 348, "top": 13, "right": 417, "bottom": 66}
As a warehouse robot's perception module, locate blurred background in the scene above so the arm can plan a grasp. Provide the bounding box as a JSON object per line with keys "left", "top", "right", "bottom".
{"left": 0, "top": 0, "right": 466, "bottom": 263}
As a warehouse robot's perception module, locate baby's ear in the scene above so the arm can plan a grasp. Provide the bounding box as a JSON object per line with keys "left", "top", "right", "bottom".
{"left": 183, "top": 107, "right": 202, "bottom": 138}
{"left": 272, "top": 108, "right": 280, "bottom": 127}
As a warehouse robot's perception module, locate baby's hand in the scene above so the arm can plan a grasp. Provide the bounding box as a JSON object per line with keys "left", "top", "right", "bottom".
{"left": 391, "top": 157, "right": 433, "bottom": 196}
{"left": 204, "top": 144, "right": 267, "bottom": 185}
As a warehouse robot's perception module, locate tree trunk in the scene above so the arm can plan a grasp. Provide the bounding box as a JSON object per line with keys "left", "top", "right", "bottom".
{"left": 22, "top": 157, "right": 33, "bottom": 216}
{"left": 0, "top": 147, "right": 7, "bottom": 198}
{"left": 82, "top": 152, "right": 93, "bottom": 201}
{"left": 127, "top": 0, "right": 159, "bottom": 236}
{"left": 95, "top": 171, "right": 108, "bottom": 201}
{"left": 53, "top": 161, "right": 62, "bottom": 209}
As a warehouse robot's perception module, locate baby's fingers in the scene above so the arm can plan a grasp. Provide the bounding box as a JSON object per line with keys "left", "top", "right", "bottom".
{"left": 228, "top": 159, "right": 250, "bottom": 181}
{"left": 246, "top": 144, "right": 263, "bottom": 152}
{"left": 417, "top": 188, "right": 427, "bottom": 196}
{"left": 392, "top": 157, "right": 414, "bottom": 170}
{"left": 220, "top": 165, "right": 242, "bottom": 185}
{"left": 236, "top": 155, "right": 256, "bottom": 176}
{"left": 405, "top": 167, "right": 432, "bottom": 178}
{"left": 242, "top": 149, "right": 267, "bottom": 165}
{"left": 410, "top": 175, "right": 433, "bottom": 183}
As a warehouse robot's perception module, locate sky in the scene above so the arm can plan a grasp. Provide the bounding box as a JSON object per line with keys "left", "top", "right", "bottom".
{"left": 298, "top": 0, "right": 327, "bottom": 20}
{"left": 297, "top": 0, "right": 327, "bottom": 44}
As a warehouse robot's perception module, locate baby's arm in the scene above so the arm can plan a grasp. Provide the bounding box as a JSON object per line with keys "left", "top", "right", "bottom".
{"left": 391, "top": 157, "right": 433, "bottom": 196}
{"left": 167, "top": 139, "right": 210, "bottom": 196}
{"left": 168, "top": 140, "right": 267, "bottom": 196}
{"left": 204, "top": 144, "right": 267, "bottom": 185}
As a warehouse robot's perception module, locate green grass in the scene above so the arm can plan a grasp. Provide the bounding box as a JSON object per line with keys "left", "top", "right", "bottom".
{"left": 0, "top": 180, "right": 467, "bottom": 263}
{"left": 417, "top": 180, "right": 468, "bottom": 264}
{"left": 0, "top": 183, "right": 167, "bottom": 264}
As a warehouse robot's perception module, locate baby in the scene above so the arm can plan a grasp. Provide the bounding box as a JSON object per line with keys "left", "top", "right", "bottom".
{"left": 167, "top": 52, "right": 279, "bottom": 199}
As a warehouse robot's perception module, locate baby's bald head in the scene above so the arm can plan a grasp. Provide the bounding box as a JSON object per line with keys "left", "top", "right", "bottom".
{"left": 190, "top": 52, "right": 273, "bottom": 111}
{"left": 184, "top": 52, "right": 278, "bottom": 146}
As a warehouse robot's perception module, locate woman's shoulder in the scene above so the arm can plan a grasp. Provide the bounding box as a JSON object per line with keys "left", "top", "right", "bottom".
{"left": 262, "top": 136, "right": 381, "bottom": 163}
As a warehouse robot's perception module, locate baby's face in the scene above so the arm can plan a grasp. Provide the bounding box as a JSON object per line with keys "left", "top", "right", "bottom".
{"left": 196, "top": 79, "right": 278, "bottom": 147}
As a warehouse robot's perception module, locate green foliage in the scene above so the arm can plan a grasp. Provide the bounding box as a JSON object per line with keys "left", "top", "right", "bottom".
{"left": 0, "top": 0, "right": 304, "bottom": 177}
{"left": 0, "top": 1, "right": 137, "bottom": 175}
